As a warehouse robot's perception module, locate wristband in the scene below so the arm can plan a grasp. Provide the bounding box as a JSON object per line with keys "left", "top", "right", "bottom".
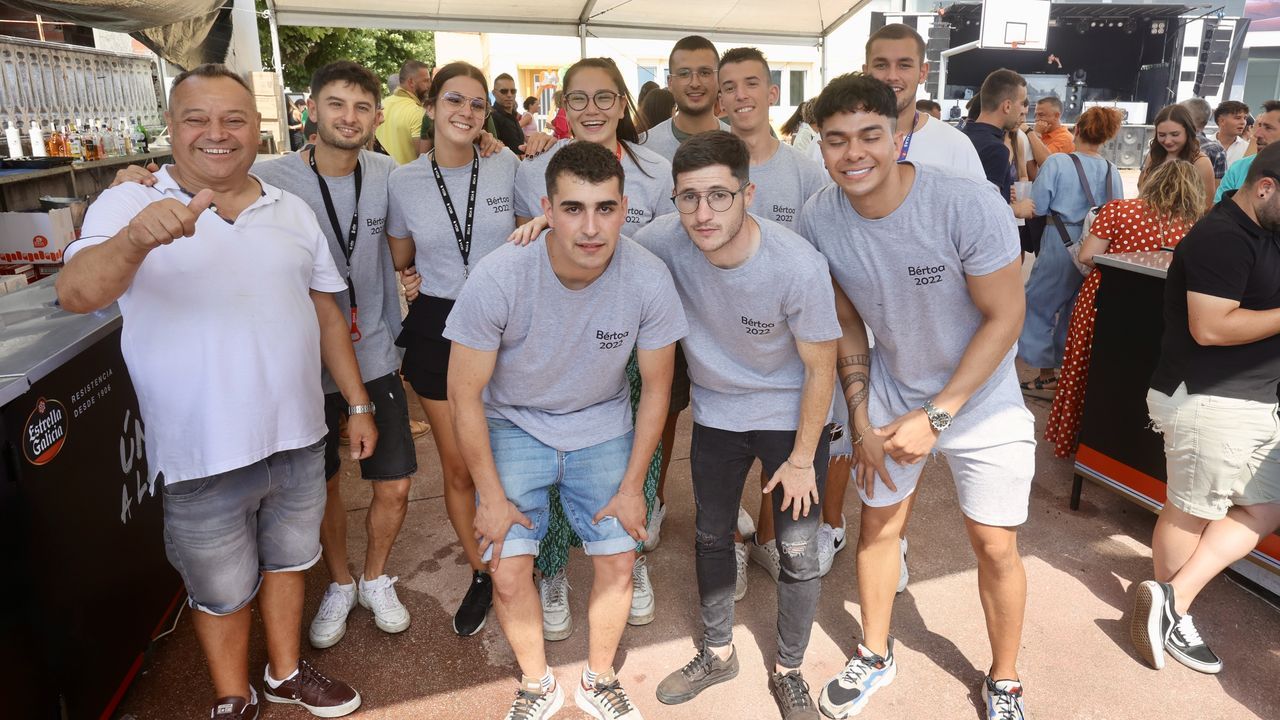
{"left": 785, "top": 458, "right": 813, "bottom": 470}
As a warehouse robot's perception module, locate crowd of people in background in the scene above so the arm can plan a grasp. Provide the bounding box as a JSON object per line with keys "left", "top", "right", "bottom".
{"left": 52, "top": 20, "right": 1280, "bottom": 720}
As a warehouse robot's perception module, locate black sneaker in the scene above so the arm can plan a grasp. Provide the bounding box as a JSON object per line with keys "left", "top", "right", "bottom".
{"left": 770, "top": 669, "right": 819, "bottom": 719}
{"left": 656, "top": 645, "right": 740, "bottom": 705}
{"left": 453, "top": 570, "right": 492, "bottom": 637}
{"left": 1130, "top": 580, "right": 1172, "bottom": 670}
{"left": 1166, "top": 611, "right": 1222, "bottom": 674}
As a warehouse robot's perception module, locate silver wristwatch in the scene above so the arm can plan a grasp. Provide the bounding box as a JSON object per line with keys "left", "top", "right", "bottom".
{"left": 922, "top": 400, "right": 952, "bottom": 433}
{"left": 348, "top": 402, "right": 376, "bottom": 416}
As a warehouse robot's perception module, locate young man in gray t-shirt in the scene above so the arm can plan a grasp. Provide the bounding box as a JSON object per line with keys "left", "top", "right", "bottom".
{"left": 445, "top": 142, "right": 686, "bottom": 720}
{"left": 800, "top": 74, "right": 1035, "bottom": 720}
{"left": 634, "top": 131, "right": 838, "bottom": 717}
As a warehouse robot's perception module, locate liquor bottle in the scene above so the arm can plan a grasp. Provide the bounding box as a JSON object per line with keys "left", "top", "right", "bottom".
{"left": 5, "top": 121, "right": 22, "bottom": 158}
{"left": 81, "top": 123, "right": 96, "bottom": 162}
{"left": 48, "top": 123, "right": 64, "bottom": 156}
{"left": 67, "top": 123, "right": 82, "bottom": 159}
{"left": 132, "top": 118, "right": 149, "bottom": 154}
{"left": 118, "top": 118, "right": 131, "bottom": 155}
{"left": 29, "top": 121, "right": 46, "bottom": 157}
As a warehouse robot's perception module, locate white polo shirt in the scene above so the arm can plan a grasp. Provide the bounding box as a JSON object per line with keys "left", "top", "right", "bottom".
{"left": 66, "top": 166, "right": 347, "bottom": 485}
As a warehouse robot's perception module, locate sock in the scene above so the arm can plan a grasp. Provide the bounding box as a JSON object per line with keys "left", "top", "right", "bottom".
{"left": 540, "top": 667, "right": 555, "bottom": 693}
{"left": 265, "top": 666, "right": 298, "bottom": 688}
{"left": 582, "top": 666, "right": 600, "bottom": 688}
{"left": 333, "top": 580, "right": 355, "bottom": 593}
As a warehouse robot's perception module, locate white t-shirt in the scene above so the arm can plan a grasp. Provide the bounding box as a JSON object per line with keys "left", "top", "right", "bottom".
{"left": 66, "top": 166, "right": 347, "bottom": 485}
{"left": 1224, "top": 136, "right": 1248, "bottom": 168}
{"left": 901, "top": 115, "right": 986, "bottom": 182}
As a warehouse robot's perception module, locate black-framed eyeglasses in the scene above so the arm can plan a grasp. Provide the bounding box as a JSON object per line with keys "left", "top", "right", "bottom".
{"left": 672, "top": 184, "right": 747, "bottom": 214}
{"left": 564, "top": 90, "right": 622, "bottom": 112}
{"left": 494, "top": 88, "right": 517, "bottom": 95}
{"left": 438, "top": 91, "right": 491, "bottom": 117}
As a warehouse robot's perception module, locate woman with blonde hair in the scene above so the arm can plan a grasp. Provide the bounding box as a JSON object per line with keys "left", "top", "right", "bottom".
{"left": 1044, "top": 159, "right": 1206, "bottom": 457}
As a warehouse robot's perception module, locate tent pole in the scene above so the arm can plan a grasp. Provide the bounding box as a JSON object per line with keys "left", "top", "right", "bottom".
{"left": 265, "top": 2, "right": 288, "bottom": 152}
{"left": 579, "top": 23, "right": 587, "bottom": 59}
{"left": 820, "top": 35, "right": 828, "bottom": 87}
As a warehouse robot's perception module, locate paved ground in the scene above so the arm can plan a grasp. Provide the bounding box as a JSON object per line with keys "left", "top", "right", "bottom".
{"left": 116, "top": 374, "right": 1279, "bottom": 720}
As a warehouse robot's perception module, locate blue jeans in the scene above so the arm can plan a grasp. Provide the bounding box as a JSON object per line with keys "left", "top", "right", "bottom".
{"left": 482, "top": 417, "right": 637, "bottom": 561}
{"left": 1019, "top": 226, "right": 1085, "bottom": 369}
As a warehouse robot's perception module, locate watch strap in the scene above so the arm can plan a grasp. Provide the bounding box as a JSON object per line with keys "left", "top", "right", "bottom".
{"left": 348, "top": 402, "right": 376, "bottom": 416}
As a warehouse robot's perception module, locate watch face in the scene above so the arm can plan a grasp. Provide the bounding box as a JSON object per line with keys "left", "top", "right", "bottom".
{"left": 930, "top": 411, "right": 952, "bottom": 431}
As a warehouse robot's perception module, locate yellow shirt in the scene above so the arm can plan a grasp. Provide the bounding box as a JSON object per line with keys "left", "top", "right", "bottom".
{"left": 375, "top": 87, "right": 425, "bottom": 165}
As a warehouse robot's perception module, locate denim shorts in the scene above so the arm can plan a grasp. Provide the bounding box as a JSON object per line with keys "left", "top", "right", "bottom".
{"left": 481, "top": 417, "right": 637, "bottom": 561}
{"left": 161, "top": 441, "right": 327, "bottom": 615}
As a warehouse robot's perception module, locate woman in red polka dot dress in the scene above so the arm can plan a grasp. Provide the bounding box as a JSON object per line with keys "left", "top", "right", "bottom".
{"left": 1045, "top": 160, "right": 1207, "bottom": 457}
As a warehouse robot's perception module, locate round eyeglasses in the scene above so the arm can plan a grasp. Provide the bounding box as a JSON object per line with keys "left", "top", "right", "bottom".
{"left": 564, "top": 90, "right": 623, "bottom": 112}
{"left": 438, "top": 91, "right": 491, "bottom": 117}
{"left": 672, "top": 185, "right": 747, "bottom": 214}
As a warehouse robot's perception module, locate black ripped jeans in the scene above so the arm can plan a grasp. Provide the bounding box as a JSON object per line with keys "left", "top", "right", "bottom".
{"left": 690, "top": 423, "right": 828, "bottom": 669}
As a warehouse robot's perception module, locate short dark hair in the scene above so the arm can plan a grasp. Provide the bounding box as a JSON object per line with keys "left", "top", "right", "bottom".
{"left": 1264, "top": 100, "right": 1280, "bottom": 115}
{"left": 494, "top": 73, "right": 515, "bottom": 85}
{"left": 979, "top": 69, "right": 1026, "bottom": 113}
{"left": 398, "top": 60, "right": 431, "bottom": 84}
{"left": 170, "top": 63, "right": 252, "bottom": 102}
{"left": 310, "top": 60, "right": 381, "bottom": 106}
{"left": 672, "top": 130, "right": 750, "bottom": 187}
{"left": 915, "top": 99, "right": 940, "bottom": 113}
{"left": 1214, "top": 100, "right": 1250, "bottom": 122}
{"left": 545, "top": 141, "right": 625, "bottom": 200}
{"left": 719, "top": 47, "right": 770, "bottom": 76}
{"left": 669, "top": 35, "right": 718, "bottom": 67}
{"left": 1036, "top": 96, "right": 1063, "bottom": 114}
{"left": 809, "top": 73, "right": 897, "bottom": 129}
{"left": 523, "top": 95, "right": 539, "bottom": 111}
{"left": 866, "top": 23, "right": 926, "bottom": 63}
{"left": 1243, "top": 140, "right": 1280, "bottom": 188}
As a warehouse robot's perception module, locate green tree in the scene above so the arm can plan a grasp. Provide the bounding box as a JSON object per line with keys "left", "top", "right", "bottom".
{"left": 256, "top": 1, "right": 434, "bottom": 93}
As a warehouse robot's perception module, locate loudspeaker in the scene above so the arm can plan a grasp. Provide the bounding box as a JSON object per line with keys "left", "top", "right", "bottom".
{"left": 1064, "top": 83, "right": 1086, "bottom": 123}
{"left": 1194, "top": 18, "right": 1234, "bottom": 97}
{"left": 926, "top": 22, "right": 951, "bottom": 98}
{"left": 1099, "top": 125, "right": 1150, "bottom": 169}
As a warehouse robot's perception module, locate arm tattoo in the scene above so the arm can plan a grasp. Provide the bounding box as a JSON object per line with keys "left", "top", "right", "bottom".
{"left": 837, "top": 354, "right": 870, "bottom": 369}
{"left": 840, "top": 371, "right": 869, "bottom": 410}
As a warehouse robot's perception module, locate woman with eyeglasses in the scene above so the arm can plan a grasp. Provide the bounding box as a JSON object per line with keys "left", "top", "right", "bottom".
{"left": 512, "top": 56, "right": 675, "bottom": 645}
{"left": 385, "top": 62, "right": 544, "bottom": 639}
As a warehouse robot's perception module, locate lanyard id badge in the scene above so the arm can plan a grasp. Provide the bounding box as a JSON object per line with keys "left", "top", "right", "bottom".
{"left": 309, "top": 150, "right": 364, "bottom": 341}
{"left": 431, "top": 149, "right": 480, "bottom": 279}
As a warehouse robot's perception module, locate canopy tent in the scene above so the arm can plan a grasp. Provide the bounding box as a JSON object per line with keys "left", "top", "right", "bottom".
{"left": 267, "top": 1, "right": 872, "bottom": 46}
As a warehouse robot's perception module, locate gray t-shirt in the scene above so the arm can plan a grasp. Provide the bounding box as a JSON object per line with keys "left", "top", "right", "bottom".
{"left": 386, "top": 148, "right": 519, "bottom": 300}
{"left": 514, "top": 139, "right": 675, "bottom": 229}
{"left": 635, "top": 213, "right": 840, "bottom": 431}
{"left": 798, "top": 162, "right": 1027, "bottom": 447}
{"left": 639, "top": 117, "right": 731, "bottom": 161}
{"left": 252, "top": 150, "right": 401, "bottom": 392}
{"left": 747, "top": 141, "right": 831, "bottom": 228}
{"left": 443, "top": 235, "right": 688, "bottom": 451}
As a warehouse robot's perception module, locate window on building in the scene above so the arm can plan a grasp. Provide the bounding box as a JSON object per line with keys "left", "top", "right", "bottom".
{"left": 770, "top": 70, "right": 782, "bottom": 106}
{"left": 790, "top": 70, "right": 807, "bottom": 106}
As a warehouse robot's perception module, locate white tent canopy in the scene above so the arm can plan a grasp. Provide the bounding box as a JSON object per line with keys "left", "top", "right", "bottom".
{"left": 267, "top": 0, "right": 872, "bottom": 46}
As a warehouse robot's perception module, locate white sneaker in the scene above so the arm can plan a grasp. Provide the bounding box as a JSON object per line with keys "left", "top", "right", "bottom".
{"left": 575, "top": 670, "right": 644, "bottom": 719}
{"left": 309, "top": 581, "right": 357, "bottom": 649}
{"left": 749, "top": 535, "right": 781, "bottom": 582}
{"left": 734, "top": 541, "right": 749, "bottom": 601}
{"left": 897, "top": 537, "right": 910, "bottom": 594}
{"left": 736, "top": 505, "right": 756, "bottom": 539}
{"left": 818, "top": 515, "right": 848, "bottom": 577}
{"left": 505, "top": 676, "right": 564, "bottom": 720}
{"left": 642, "top": 502, "right": 667, "bottom": 552}
{"left": 358, "top": 574, "right": 411, "bottom": 633}
{"left": 540, "top": 570, "right": 573, "bottom": 641}
{"left": 627, "top": 555, "right": 656, "bottom": 626}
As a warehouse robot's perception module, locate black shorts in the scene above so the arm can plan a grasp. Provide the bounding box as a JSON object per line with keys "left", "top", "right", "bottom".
{"left": 1020, "top": 216, "right": 1047, "bottom": 256}
{"left": 324, "top": 372, "right": 419, "bottom": 481}
{"left": 397, "top": 295, "right": 455, "bottom": 401}
{"left": 670, "top": 344, "right": 691, "bottom": 415}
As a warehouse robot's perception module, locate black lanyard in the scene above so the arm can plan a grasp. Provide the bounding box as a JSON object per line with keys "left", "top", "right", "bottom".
{"left": 308, "top": 149, "right": 363, "bottom": 341}
{"left": 430, "top": 148, "right": 480, "bottom": 278}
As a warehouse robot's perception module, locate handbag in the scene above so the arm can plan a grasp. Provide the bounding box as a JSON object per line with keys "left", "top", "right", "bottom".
{"left": 1050, "top": 153, "right": 1115, "bottom": 276}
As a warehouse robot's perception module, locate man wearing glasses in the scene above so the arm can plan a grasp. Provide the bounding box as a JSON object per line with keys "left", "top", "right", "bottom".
{"left": 491, "top": 73, "right": 528, "bottom": 155}
{"left": 641, "top": 35, "right": 730, "bottom": 161}
{"left": 635, "top": 131, "right": 838, "bottom": 720}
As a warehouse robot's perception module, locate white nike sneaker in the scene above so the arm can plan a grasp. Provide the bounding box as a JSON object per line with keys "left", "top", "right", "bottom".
{"left": 309, "top": 581, "right": 357, "bottom": 649}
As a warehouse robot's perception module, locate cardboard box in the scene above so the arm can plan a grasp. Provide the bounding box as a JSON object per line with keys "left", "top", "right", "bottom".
{"left": 251, "top": 71, "right": 279, "bottom": 97}
{"left": 0, "top": 208, "right": 76, "bottom": 264}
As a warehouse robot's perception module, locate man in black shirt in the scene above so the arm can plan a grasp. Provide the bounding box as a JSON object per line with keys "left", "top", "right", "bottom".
{"left": 1133, "top": 142, "right": 1280, "bottom": 677}
{"left": 960, "top": 68, "right": 1028, "bottom": 200}
{"left": 491, "top": 73, "right": 527, "bottom": 154}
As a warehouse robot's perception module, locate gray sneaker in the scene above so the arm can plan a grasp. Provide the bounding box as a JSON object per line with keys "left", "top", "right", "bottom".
{"left": 769, "top": 669, "right": 819, "bottom": 719}
{"left": 656, "top": 646, "right": 740, "bottom": 705}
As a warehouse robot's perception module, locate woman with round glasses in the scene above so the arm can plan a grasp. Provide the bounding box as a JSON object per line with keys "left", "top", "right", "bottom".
{"left": 385, "top": 61, "right": 540, "bottom": 639}
{"left": 513, "top": 57, "right": 675, "bottom": 643}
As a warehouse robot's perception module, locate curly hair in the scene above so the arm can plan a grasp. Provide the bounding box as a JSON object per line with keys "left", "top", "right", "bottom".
{"left": 1139, "top": 160, "right": 1205, "bottom": 228}
{"left": 1073, "top": 106, "right": 1122, "bottom": 145}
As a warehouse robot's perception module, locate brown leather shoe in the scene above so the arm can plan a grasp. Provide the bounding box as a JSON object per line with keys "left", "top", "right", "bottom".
{"left": 210, "top": 687, "right": 259, "bottom": 719}
{"left": 262, "top": 659, "right": 361, "bottom": 718}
